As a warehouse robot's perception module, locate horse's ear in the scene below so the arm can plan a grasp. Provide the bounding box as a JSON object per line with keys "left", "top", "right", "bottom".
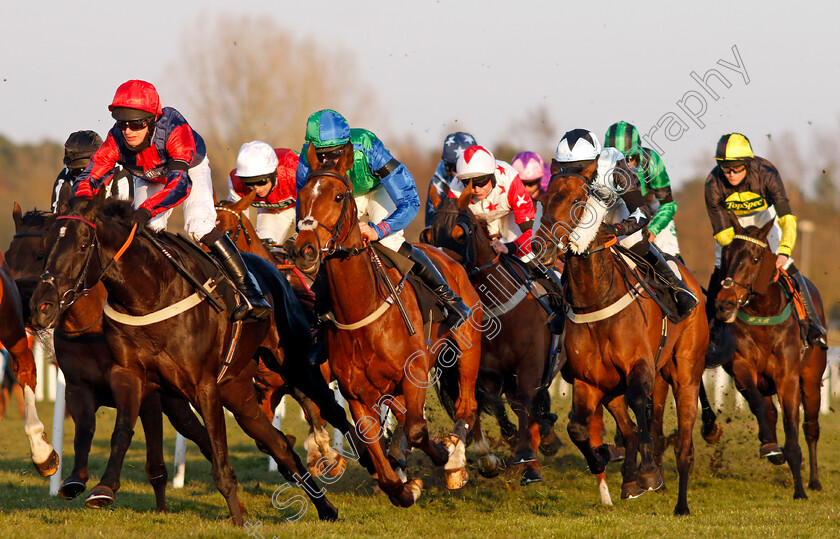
{"left": 428, "top": 182, "right": 442, "bottom": 210}
{"left": 55, "top": 181, "right": 73, "bottom": 215}
{"left": 456, "top": 183, "right": 473, "bottom": 211}
{"left": 13, "top": 202, "right": 23, "bottom": 232}
{"left": 728, "top": 211, "right": 743, "bottom": 232}
{"left": 306, "top": 143, "right": 321, "bottom": 173}
{"left": 336, "top": 141, "right": 354, "bottom": 176}
{"left": 758, "top": 217, "right": 775, "bottom": 239}
{"left": 231, "top": 189, "right": 257, "bottom": 212}
{"left": 419, "top": 227, "right": 433, "bottom": 245}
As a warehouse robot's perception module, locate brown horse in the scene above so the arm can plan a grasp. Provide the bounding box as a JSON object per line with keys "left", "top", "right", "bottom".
{"left": 422, "top": 184, "right": 563, "bottom": 485}
{"left": 712, "top": 216, "right": 827, "bottom": 498}
{"left": 294, "top": 142, "right": 482, "bottom": 506}
{"left": 6, "top": 204, "right": 217, "bottom": 506}
{"left": 0, "top": 239, "right": 58, "bottom": 477}
{"left": 533, "top": 171, "right": 708, "bottom": 515}
{"left": 30, "top": 193, "right": 343, "bottom": 524}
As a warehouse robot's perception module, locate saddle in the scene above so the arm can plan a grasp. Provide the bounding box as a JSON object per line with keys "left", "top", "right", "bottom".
{"left": 613, "top": 245, "right": 681, "bottom": 324}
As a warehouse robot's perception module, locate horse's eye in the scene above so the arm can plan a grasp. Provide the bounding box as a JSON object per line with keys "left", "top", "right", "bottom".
{"left": 752, "top": 257, "right": 761, "bottom": 265}
{"left": 334, "top": 192, "right": 345, "bottom": 203}
{"left": 35, "top": 252, "right": 44, "bottom": 262}
{"left": 79, "top": 243, "right": 88, "bottom": 251}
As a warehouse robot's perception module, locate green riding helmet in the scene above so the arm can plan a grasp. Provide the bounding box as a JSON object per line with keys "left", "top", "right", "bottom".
{"left": 305, "top": 109, "right": 351, "bottom": 149}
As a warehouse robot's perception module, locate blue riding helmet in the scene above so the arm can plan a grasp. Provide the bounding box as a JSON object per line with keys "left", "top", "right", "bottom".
{"left": 305, "top": 109, "right": 351, "bottom": 149}
{"left": 441, "top": 131, "right": 477, "bottom": 165}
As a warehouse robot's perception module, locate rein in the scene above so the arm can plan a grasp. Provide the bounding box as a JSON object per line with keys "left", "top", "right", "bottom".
{"left": 215, "top": 205, "right": 252, "bottom": 248}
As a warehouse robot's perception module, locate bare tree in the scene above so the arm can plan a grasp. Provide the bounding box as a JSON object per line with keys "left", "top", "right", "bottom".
{"left": 167, "top": 14, "right": 375, "bottom": 194}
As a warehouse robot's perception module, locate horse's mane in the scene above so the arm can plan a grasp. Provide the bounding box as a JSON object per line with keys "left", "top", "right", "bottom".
{"left": 100, "top": 199, "right": 137, "bottom": 222}
{"left": 21, "top": 209, "right": 53, "bottom": 227}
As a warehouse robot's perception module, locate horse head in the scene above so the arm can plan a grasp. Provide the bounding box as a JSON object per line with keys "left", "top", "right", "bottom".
{"left": 531, "top": 171, "right": 607, "bottom": 265}
{"left": 30, "top": 191, "right": 110, "bottom": 329}
{"left": 714, "top": 214, "right": 777, "bottom": 323}
{"left": 420, "top": 183, "right": 487, "bottom": 268}
{"left": 5, "top": 203, "right": 53, "bottom": 303}
{"left": 294, "top": 141, "right": 357, "bottom": 275}
{"left": 215, "top": 189, "right": 258, "bottom": 251}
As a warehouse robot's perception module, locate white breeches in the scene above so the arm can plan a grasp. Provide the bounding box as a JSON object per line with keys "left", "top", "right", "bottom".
{"left": 355, "top": 185, "right": 405, "bottom": 251}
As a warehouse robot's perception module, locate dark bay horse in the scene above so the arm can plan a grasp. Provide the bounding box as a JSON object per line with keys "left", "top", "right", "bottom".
{"left": 215, "top": 195, "right": 346, "bottom": 478}
{"left": 7, "top": 203, "right": 216, "bottom": 506}
{"left": 422, "top": 184, "right": 563, "bottom": 485}
{"left": 533, "top": 171, "right": 708, "bottom": 515}
{"left": 294, "top": 143, "right": 482, "bottom": 506}
{"left": 0, "top": 239, "right": 58, "bottom": 477}
{"left": 712, "top": 216, "right": 827, "bottom": 498}
{"left": 29, "top": 193, "right": 342, "bottom": 525}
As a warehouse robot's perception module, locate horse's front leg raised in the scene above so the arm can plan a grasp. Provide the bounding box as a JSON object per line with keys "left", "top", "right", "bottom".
{"left": 85, "top": 365, "right": 144, "bottom": 510}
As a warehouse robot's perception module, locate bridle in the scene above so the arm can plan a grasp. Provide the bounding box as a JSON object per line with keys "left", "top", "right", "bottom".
{"left": 215, "top": 204, "right": 252, "bottom": 249}
{"left": 429, "top": 207, "right": 479, "bottom": 273}
{"left": 720, "top": 234, "right": 771, "bottom": 308}
{"left": 302, "top": 170, "right": 366, "bottom": 259}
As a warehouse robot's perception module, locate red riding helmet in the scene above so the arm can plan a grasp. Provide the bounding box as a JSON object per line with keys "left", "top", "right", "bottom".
{"left": 108, "top": 80, "right": 163, "bottom": 120}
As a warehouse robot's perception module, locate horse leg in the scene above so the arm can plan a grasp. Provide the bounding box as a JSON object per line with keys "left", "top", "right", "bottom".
{"left": 192, "top": 379, "right": 245, "bottom": 525}
{"left": 669, "top": 367, "right": 701, "bottom": 516}
{"left": 160, "top": 394, "right": 215, "bottom": 462}
{"left": 386, "top": 423, "right": 408, "bottom": 482}
{"left": 292, "top": 391, "right": 345, "bottom": 479}
{"left": 651, "top": 374, "right": 669, "bottom": 477}
{"left": 698, "top": 380, "right": 723, "bottom": 444}
{"left": 534, "top": 387, "right": 563, "bottom": 456}
{"left": 776, "top": 376, "right": 807, "bottom": 499}
{"left": 85, "top": 367, "right": 143, "bottom": 509}
{"left": 625, "top": 361, "right": 661, "bottom": 492}
{"left": 604, "top": 396, "right": 645, "bottom": 500}
{"left": 801, "top": 349, "right": 825, "bottom": 491}
{"left": 7, "top": 336, "right": 58, "bottom": 476}
{"left": 489, "top": 396, "right": 518, "bottom": 447}
{"left": 58, "top": 385, "right": 96, "bottom": 499}
{"left": 567, "top": 382, "right": 611, "bottom": 480}
{"left": 731, "top": 364, "right": 779, "bottom": 459}
{"left": 137, "top": 393, "right": 168, "bottom": 512}
{"left": 222, "top": 378, "right": 338, "bottom": 521}
{"left": 588, "top": 403, "right": 613, "bottom": 506}
{"left": 763, "top": 396, "right": 784, "bottom": 465}
{"left": 521, "top": 410, "right": 543, "bottom": 486}
{"left": 347, "top": 399, "right": 422, "bottom": 508}
{"left": 470, "top": 414, "right": 502, "bottom": 478}
{"left": 401, "top": 360, "right": 450, "bottom": 469}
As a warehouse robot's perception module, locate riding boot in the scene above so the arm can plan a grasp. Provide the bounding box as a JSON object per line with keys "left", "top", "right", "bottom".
{"left": 398, "top": 243, "right": 471, "bottom": 326}
{"left": 203, "top": 231, "right": 272, "bottom": 322}
{"left": 705, "top": 266, "right": 723, "bottom": 323}
{"left": 642, "top": 245, "right": 699, "bottom": 322}
{"left": 527, "top": 260, "right": 565, "bottom": 334}
{"left": 790, "top": 270, "right": 828, "bottom": 349}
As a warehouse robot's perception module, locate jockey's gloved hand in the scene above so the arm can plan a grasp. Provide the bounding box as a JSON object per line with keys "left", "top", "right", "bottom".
{"left": 601, "top": 222, "right": 622, "bottom": 236}
{"left": 130, "top": 207, "right": 153, "bottom": 228}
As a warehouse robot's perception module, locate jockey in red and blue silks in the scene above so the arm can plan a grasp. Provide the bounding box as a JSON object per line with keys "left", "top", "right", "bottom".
{"left": 296, "top": 109, "right": 470, "bottom": 325}
{"left": 73, "top": 79, "right": 271, "bottom": 322}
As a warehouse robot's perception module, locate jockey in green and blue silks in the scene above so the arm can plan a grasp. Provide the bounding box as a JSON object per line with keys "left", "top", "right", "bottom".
{"left": 604, "top": 121, "right": 682, "bottom": 257}
{"left": 296, "top": 109, "right": 470, "bottom": 326}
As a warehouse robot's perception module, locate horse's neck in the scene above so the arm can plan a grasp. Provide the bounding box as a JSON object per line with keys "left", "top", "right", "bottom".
{"left": 743, "top": 281, "right": 786, "bottom": 315}
{"left": 566, "top": 249, "right": 624, "bottom": 307}
{"left": 323, "top": 250, "right": 382, "bottom": 318}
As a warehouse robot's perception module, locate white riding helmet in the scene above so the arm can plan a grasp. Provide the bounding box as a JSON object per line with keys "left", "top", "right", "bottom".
{"left": 455, "top": 145, "right": 496, "bottom": 180}
{"left": 236, "top": 141, "right": 278, "bottom": 178}
{"left": 555, "top": 129, "right": 602, "bottom": 162}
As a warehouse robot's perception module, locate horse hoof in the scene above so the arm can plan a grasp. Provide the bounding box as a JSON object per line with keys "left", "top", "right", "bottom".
{"left": 793, "top": 489, "right": 808, "bottom": 500}
{"left": 445, "top": 467, "right": 469, "bottom": 490}
{"left": 638, "top": 470, "right": 664, "bottom": 492}
{"left": 809, "top": 479, "right": 823, "bottom": 491}
{"left": 674, "top": 504, "right": 690, "bottom": 516}
{"left": 702, "top": 422, "right": 723, "bottom": 445}
{"left": 520, "top": 468, "right": 542, "bottom": 486}
{"left": 768, "top": 453, "right": 786, "bottom": 466}
{"left": 33, "top": 449, "right": 60, "bottom": 478}
{"left": 311, "top": 454, "right": 346, "bottom": 478}
{"left": 621, "top": 481, "right": 645, "bottom": 500}
{"left": 513, "top": 448, "right": 537, "bottom": 465}
{"left": 760, "top": 443, "right": 782, "bottom": 460}
{"left": 316, "top": 500, "right": 339, "bottom": 521}
{"left": 58, "top": 479, "right": 87, "bottom": 500}
{"left": 477, "top": 455, "right": 502, "bottom": 478}
{"left": 539, "top": 435, "right": 564, "bottom": 457}
{"left": 85, "top": 486, "right": 115, "bottom": 509}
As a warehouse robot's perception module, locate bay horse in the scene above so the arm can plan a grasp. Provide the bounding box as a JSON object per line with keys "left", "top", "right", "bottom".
{"left": 712, "top": 215, "right": 827, "bottom": 498}
{"left": 294, "top": 142, "right": 482, "bottom": 506}
{"left": 422, "top": 184, "right": 563, "bottom": 485}
{"left": 7, "top": 203, "right": 216, "bottom": 506}
{"left": 0, "top": 238, "right": 58, "bottom": 478}
{"left": 532, "top": 171, "right": 708, "bottom": 515}
{"left": 29, "top": 192, "right": 344, "bottom": 524}
{"left": 215, "top": 194, "right": 347, "bottom": 478}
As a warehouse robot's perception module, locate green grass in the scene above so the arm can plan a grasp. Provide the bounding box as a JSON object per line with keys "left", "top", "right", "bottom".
{"left": 1, "top": 387, "right": 839, "bottom": 538}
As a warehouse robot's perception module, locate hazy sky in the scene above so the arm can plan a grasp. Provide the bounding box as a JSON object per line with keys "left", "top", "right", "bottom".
{"left": 2, "top": 1, "right": 838, "bottom": 188}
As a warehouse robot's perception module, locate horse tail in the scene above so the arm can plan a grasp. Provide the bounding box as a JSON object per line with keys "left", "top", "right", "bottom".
{"left": 243, "top": 253, "right": 312, "bottom": 363}
{"left": 705, "top": 320, "right": 736, "bottom": 368}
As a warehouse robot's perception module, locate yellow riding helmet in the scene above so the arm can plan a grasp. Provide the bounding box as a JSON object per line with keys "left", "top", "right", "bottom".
{"left": 715, "top": 133, "right": 754, "bottom": 162}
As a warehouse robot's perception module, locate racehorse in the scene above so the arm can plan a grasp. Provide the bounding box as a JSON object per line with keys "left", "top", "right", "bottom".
{"left": 0, "top": 231, "right": 58, "bottom": 478}
{"left": 422, "top": 184, "right": 563, "bottom": 485}
{"left": 711, "top": 215, "right": 827, "bottom": 498}
{"left": 214, "top": 194, "right": 347, "bottom": 478}
{"left": 293, "top": 142, "right": 482, "bottom": 506}
{"left": 29, "top": 192, "right": 344, "bottom": 525}
{"left": 7, "top": 203, "right": 216, "bottom": 507}
{"left": 533, "top": 171, "right": 708, "bottom": 515}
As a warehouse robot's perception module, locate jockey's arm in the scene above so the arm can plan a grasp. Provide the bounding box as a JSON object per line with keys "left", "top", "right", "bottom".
{"left": 645, "top": 151, "right": 677, "bottom": 236}
{"left": 504, "top": 175, "right": 536, "bottom": 257}
{"left": 138, "top": 161, "right": 192, "bottom": 216}
{"left": 608, "top": 162, "right": 651, "bottom": 236}
{"left": 763, "top": 164, "right": 796, "bottom": 256}
{"left": 72, "top": 133, "right": 120, "bottom": 198}
{"left": 371, "top": 158, "right": 420, "bottom": 239}
{"left": 227, "top": 174, "right": 242, "bottom": 203}
{"left": 704, "top": 173, "right": 735, "bottom": 247}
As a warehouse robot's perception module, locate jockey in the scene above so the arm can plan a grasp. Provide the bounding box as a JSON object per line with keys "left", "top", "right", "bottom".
{"left": 296, "top": 109, "right": 471, "bottom": 325}
{"left": 448, "top": 145, "right": 564, "bottom": 333}
{"left": 228, "top": 141, "right": 298, "bottom": 246}
{"left": 705, "top": 133, "right": 827, "bottom": 348}
{"left": 73, "top": 79, "right": 271, "bottom": 322}
{"left": 51, "top": 130, "right": 132, "bottom": 213}
{"left": 604, "top": 121, "right": 682, "bottom": 258}
{"left": 425, "top": 131, "right": 477, "bottom": 226}
{"left": 511, "top": 151, "right": 551, "bottom": 201}
{"left": 552, "top": 129, "right": 698, "bottom": 321}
